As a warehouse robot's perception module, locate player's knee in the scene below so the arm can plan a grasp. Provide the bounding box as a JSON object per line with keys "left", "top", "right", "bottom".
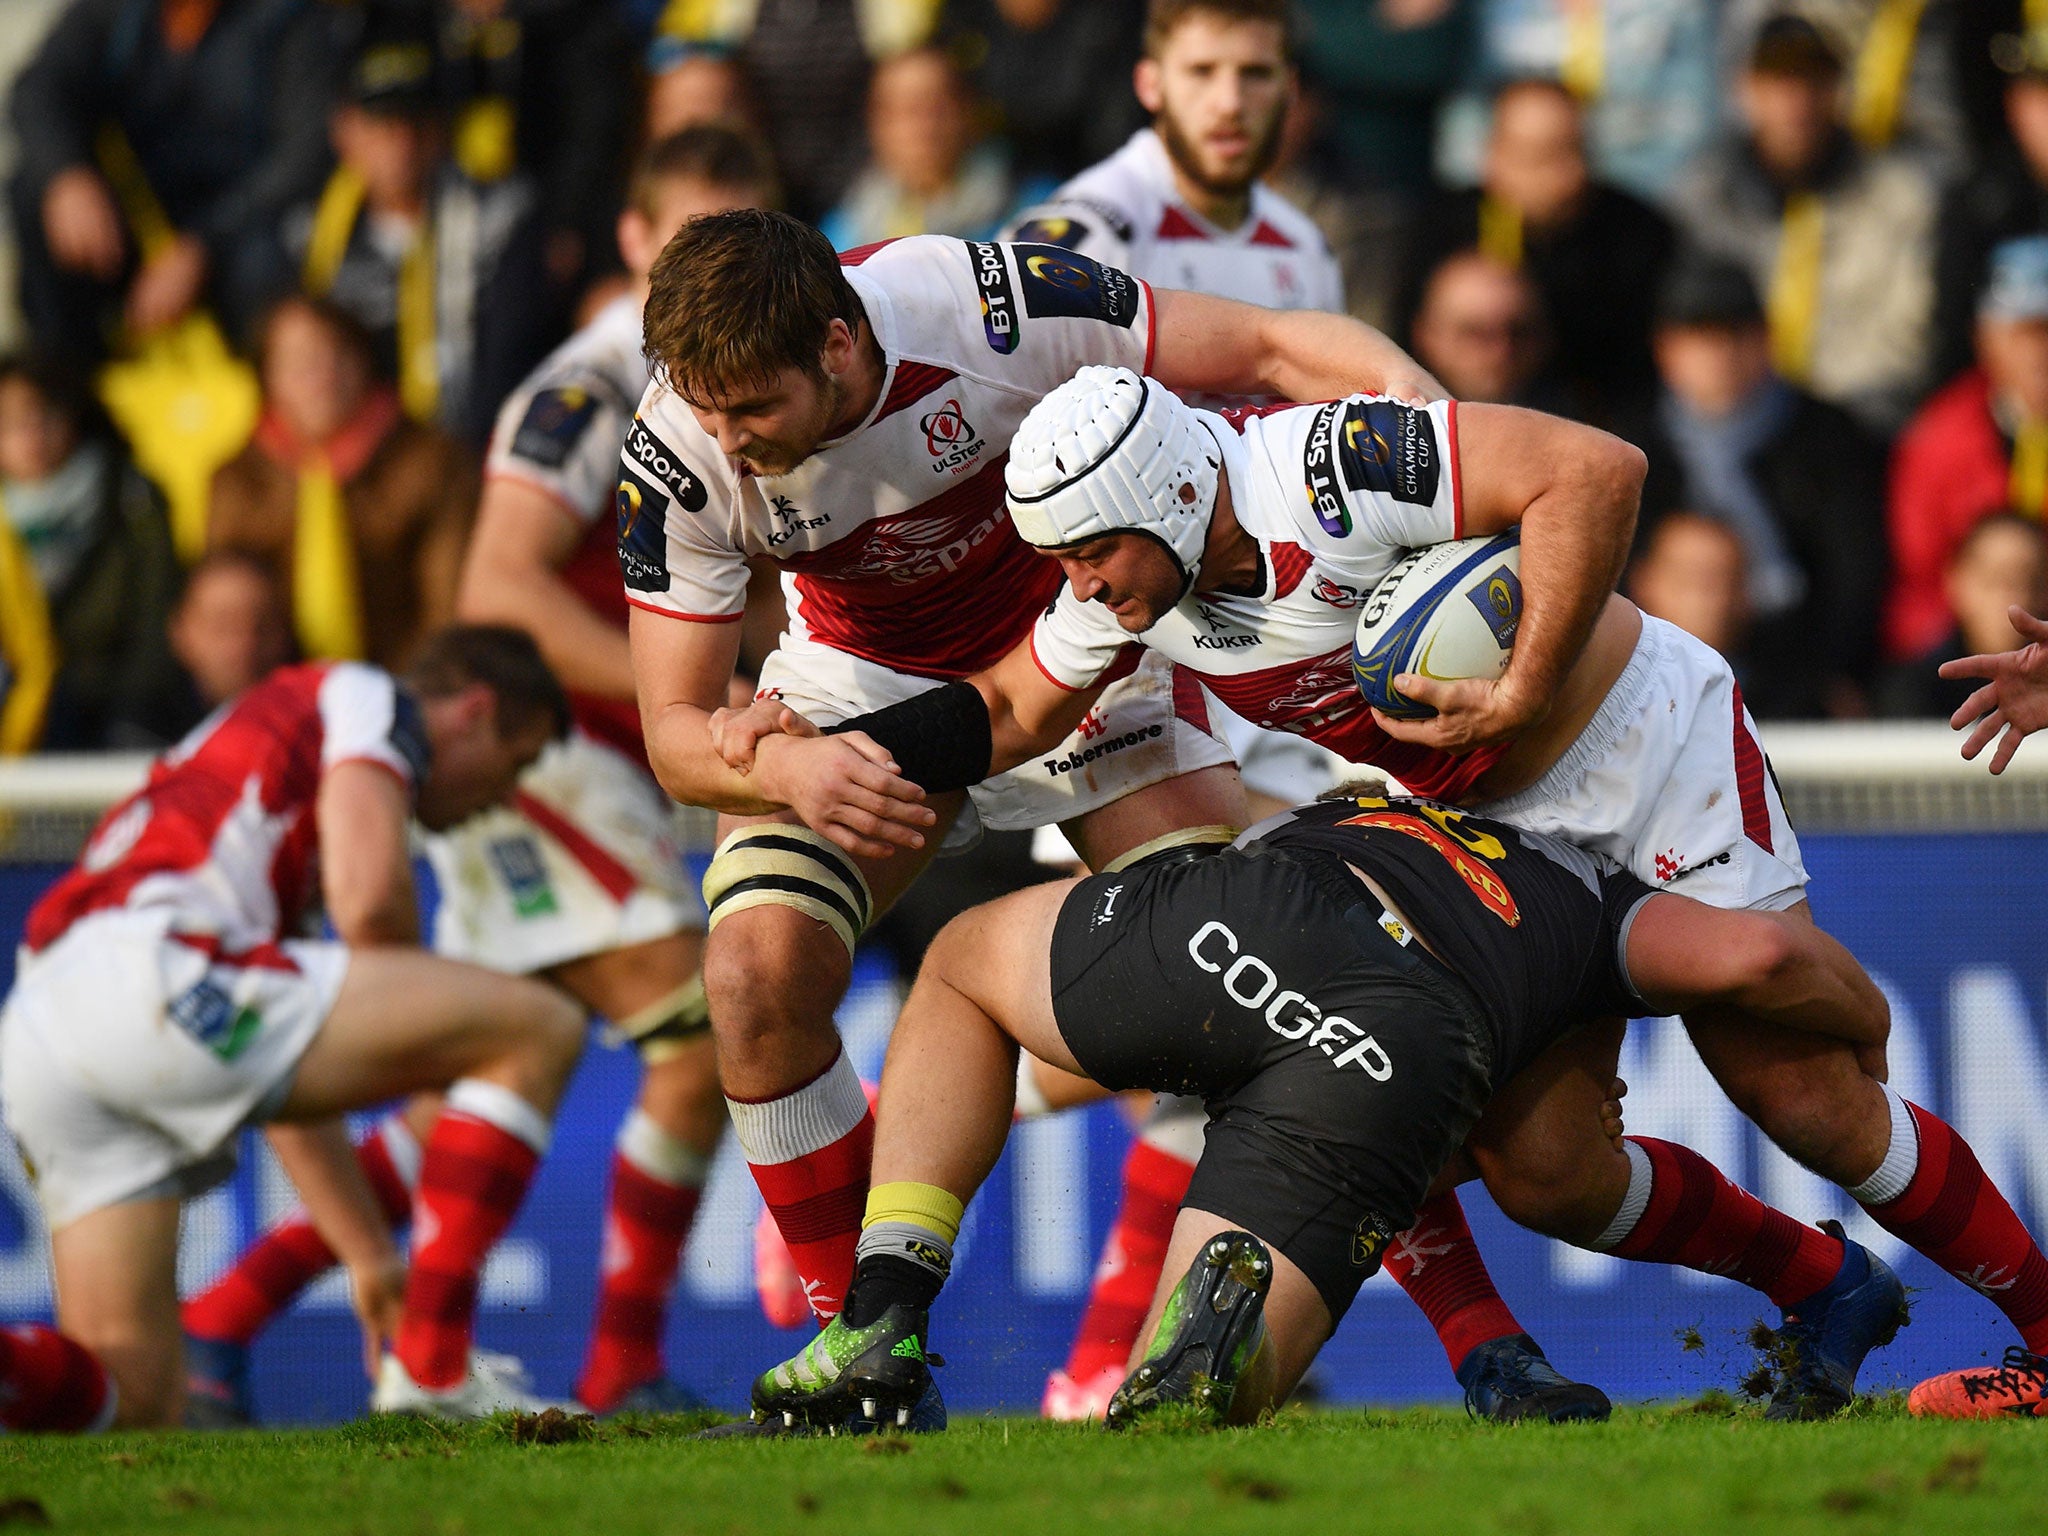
{"left": 1476, "top": 1149, "right": 1613, "bottom": 1244}
{"left": 75, "top": 1331, "right": 178, "bottom": 1428}
{"left": 506, "top": 980, "right": 586, "bottom": 1080}
{"left": 702, "top": 908, "right": 850, "bottom": 1059}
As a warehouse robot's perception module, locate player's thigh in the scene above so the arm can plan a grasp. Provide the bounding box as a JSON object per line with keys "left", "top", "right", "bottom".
{"left": 1464, "top": 1017, "right": 1630, "bottom": 1241}
{"left": 1062, "top": 764, "right": 1248, "bottom": 873}
{"left": 51, "top": 1196, "right": 183, "bottom": 1428}
{"left": 1142, "top": 1208, "right": 1333, "bottom": 1410}
{"left": 548, "top": 929, "right": 704, "bottom": 1022}
{"left": 281, "top": 948, "right": 579, "bottom": 1117}
{"left": 920, "top": 876, "right": 1084, "bottom": 1075}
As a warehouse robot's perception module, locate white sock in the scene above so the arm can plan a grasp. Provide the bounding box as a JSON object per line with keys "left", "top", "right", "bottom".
{"left": 726, "top": 1049, "right": 868, "bottom": 1165}
{"left": 1847, "top": 1083, "right": 1920, "bottom": 1206}
{"left": 1589, "top": 1139, "right": 1655, "bottom": 1251}
{"left": 616, "top": 1108, "right": 710, "bottom": 1187}
{"left": 447, "top": 1078, "right": 553, "bottom": 1157}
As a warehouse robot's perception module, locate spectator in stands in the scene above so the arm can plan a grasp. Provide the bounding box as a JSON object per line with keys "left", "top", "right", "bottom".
{"left": 821, "top": 45, "right": 1021, "bottom": 248}
{"left": 651, "top": 0, "right": 940, "bottom": 221}
{"left": 1888, "top": 234, "right": 2048, "bottom": 662}
{"left": 164, "top": 549, "right": 293, "bottom": 732}
{"left": 1933, "top": 21, "right": 2048, "bottom": 384}
{"left": 1674, "top": 12, "right": 1937, "bottom": 437}
{"left": 7, "top": 0, "right": 343, "bottom": 361}
{"left": 1291, "top": 0, "right": 1472, "bottom": 202}
{"left": 1880, "top": 512, "right": 2048, "bottom": 719}
{"left": 1401, "top": 77, "right": 1672, "bottom": 411}
{"left": 0, "top": 356, "right": 183, "bottom": 751}
{"left": 1721, "top": 0, "right": 1968, "bottom": 178}
{"left": 940, "top": 0, "right": 1146, "bottom": 184}
{"left": 1448, "top": 0, "right": 1720, "bottom": 204}
{"left": 1408, "top": 251, "right": 1562, "bottom": 410}
{"left": 643, "top": 42, "right": 759, "bottom": 144}
{"left": 285, "top": 31, "right": 552, "bottom": 446}
{"left": 208, "top": 296, "right": 475, "bottom": 671}
{"left": 364, "top": 0, "right": 637, "bottom": 297}
{"left": 1617, "top": 254, "right": 1886, "bottom": 719}
{"left": 1628, "top": 510, "right": 1752, "bottom": 666}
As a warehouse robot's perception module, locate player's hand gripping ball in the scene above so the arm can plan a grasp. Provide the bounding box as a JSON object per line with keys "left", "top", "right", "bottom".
{"left": 1352, "top": 531, "right": 1523, "bottom": 720}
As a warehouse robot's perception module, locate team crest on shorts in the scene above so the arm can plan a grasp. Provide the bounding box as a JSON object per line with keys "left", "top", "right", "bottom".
{"left": 1352, "top": 1214, "right": 1396, "bottom": 1270}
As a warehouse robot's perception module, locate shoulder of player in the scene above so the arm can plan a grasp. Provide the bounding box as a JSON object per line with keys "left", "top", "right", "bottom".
{"left": 619, "top": 386, "right": 741, "bottom": 529}
{"left": 1247, "top": 183, "right": 1334, "bottom": 258}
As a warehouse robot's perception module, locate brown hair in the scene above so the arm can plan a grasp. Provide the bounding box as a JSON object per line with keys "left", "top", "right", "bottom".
{"left": 642, "top": 208, "right": 862, "bottom": 402}
{"left": 254, "top": 294, "right": 382, "bottom": 379}
{"left": 405, "top": 625, "right": 570, "bottom": 742}
{"left": 629, "top": 124, "right": 780, "bottom": 218}
{"left": 1144, "top": 0, "right": 1294, "bottom": 57}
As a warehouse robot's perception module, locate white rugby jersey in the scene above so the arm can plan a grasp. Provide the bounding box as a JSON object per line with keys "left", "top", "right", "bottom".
{"left": 485, "top": 292, "right": 651, "bottom": 759}
{"left": 624, "top": 236, "right": 1154, "bottom": 679}
{"left": 1029, "top": 396, "right": 1517, "bottom": 802}
{"left": 1008, "top": 130, "right": 1342, "bottom": 315}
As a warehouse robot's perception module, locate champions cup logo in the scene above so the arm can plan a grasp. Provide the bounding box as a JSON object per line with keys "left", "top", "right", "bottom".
{"left": 1025, "top": 252, "right": 1091, "bottom": 293}
{"left": 1464, "top": 565, "right": 1523, "bottom": 649}
{"left": 920, "top": 399, "right": 984, "bottom": 475}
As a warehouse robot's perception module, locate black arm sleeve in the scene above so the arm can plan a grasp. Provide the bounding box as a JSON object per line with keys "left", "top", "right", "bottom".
{"left": 825, "top": 681, "right": 994, "bottom": 794}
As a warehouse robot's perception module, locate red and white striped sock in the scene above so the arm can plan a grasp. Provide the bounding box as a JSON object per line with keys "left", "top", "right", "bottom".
{"left": 728, "top": 1050, "right": 872, "bottom": 1324}
{"left": 1595, "top": 1137, "right": 1845, "bottom": 1306}
{"left": 0, "top": 1324, "right": 113, "bottom": 1433}
{"left": 576, "top": 1110, "right": 708, "bottom": 1411}
{"left": 182, "top": 1113, "right": 419, "bottom": 1346}
{"left": 1061, "top": 1130, "right": 1197, "bottom": 1385}
{"left": 395, "top": 1081, "right": 549, "bottom": 1389}
{"left": 1853, "top": 1090, "right": 2048, "bottom": 1351}
{"left": 1382, "top": 1191, "right": 1526, "bottom": 1373}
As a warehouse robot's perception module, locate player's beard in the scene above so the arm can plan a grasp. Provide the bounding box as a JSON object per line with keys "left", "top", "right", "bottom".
{"left": 1156, "top": 100, "right": 1284, "bottom": 201}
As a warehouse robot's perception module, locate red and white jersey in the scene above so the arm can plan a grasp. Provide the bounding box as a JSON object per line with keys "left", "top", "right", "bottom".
{"left": 1008, "top": 130, "right": 1342, "bottom": 316}
{"left": 1029, "top": 395, "right": 1514, "bottom": 801}
{"left": 485, "top": 292, "right": 649, "bottom": 760}
{"left": 623, "top": 236, "right": 1154, "bottom": 679}
{"left": 25, "top": 664, "right": 427, "bottom": 955}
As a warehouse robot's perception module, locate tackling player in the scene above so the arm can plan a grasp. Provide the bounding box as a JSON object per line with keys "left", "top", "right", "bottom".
{"left": 180, "top": 129, "right": 780, "bottom": 1419}
{"left": 625, "top": 208, "right": 1441, "bottom": 1425}
{"left": 1000, "top": 0, "right": 1542, "bottom": 1422}
{"left": 0, "top": 628, "right": 583, "bottom": 1429}
{"left": 739, "top": 793, "right": 1896, "bottom": 1431}
{"left": 725, "top": 366, "right": 2048, "bottom": 1416}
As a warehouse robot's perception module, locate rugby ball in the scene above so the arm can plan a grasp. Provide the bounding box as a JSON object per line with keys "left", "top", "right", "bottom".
{"left": 1351, "top": 531, "right": 1523, "bottom": 720}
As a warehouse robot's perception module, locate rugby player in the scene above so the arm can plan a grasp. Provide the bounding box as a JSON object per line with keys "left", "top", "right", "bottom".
{"left": 0, "top": 628, "right": 583, "bottom": 1429}
{"left": 740, "top": 792, "right": 1896, "bottom": 1431}
{"left": 999, "top": 0, "right": 1538, "bottom": 1421}
{"left": 624, "top": 208, "right": 1443, "bottom": 1426}
{"left": 181, "top": 128, "right": 778, "bottom": 1420}
{"left": 724, "top": 366, "right": 2048, "bottom": 1415}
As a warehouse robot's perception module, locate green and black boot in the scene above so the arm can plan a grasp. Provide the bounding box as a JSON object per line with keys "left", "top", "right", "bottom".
{"left": 1106, "top": 1231, "right": 1272, "bottom": 1429}
{"left": 749, "top": 1303, "right": 937, "bottom": 1432}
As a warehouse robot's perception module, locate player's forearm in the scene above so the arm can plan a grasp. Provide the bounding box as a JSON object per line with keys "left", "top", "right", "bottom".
{"left": 266, "top": 1120, "right": 402, "bottom": 1273}
{"left": 459, "top": 561, "right": 637, "bottom": 702}
{"left": 1254, "top": 308, "right": 1445, "bottom": 404}
{"left": 646, "top": 701, "right": 790, "bottom": 815}
{"left": 1496, "top": 437, "right": 1643, "bottom": 718}
{"left": 979, "top": 673, "right": 1093, "bottom": 776}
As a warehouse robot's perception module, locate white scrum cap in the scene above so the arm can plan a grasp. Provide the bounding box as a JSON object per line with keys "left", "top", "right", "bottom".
{"left": 1004, "top": 366, "right": 1220, "bottom": 591}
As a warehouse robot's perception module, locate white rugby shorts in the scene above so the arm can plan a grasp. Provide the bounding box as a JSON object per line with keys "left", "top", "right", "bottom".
{"left": 1473, "top": 614, "right": 1809, "bottom": 912}
{"left": 424, "top": 732, "right": 708, "bottom": 975}
{"left": 753, "top": 638, "right": 1236, "bottom": 851}
{"left": 1, "top": 909, "right": 345, "bottom": 1229}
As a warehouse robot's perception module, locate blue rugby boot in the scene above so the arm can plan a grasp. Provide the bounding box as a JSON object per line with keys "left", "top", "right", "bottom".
{"left": 1765, "top": 1221, "right": 1909, "bottom": 1420}
{"left": 1456, "top": 1335, "right": 1611, "bottom": 1423}
{"left": 1105, "top": 1231, "right": 1272, "bottom": 1429}
{"left": 183, "top": 1333, "right": 253, "bottom": 1428}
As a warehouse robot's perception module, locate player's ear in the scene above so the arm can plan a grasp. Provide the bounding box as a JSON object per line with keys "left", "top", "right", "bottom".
{"left": 617, "top": 206, "right": 651, "bottom": 274}
{"left": 1134, "top": 57, "right": 1163, "bottom": 115}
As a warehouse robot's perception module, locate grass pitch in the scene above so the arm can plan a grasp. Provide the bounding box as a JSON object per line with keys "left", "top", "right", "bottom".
{"left": 5, "top": 1399, "right": 2040, "bottom": 1536}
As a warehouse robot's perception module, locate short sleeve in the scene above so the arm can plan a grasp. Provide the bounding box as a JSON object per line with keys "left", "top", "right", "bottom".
{"left": 318, "top": 664, "right": 427, "bottom": 791}
{"left": 1030, "top": 585, "right": 1137, "bottom": 691}
{"left": 615, "top": 396, "right": 748, "bottom": 623}
{"left": 486, "top": 377, "right": 633, "bottom": 525}
{"left": 1300, "top": 396, "right": 1462, "bottom": 551}
{"left": 959, "top": 239, "right": 1155, "bottom": 391}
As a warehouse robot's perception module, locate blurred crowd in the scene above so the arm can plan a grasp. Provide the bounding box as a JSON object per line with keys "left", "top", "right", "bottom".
{"left": 4, "top": 0, "right": 2048, "bottom": 757}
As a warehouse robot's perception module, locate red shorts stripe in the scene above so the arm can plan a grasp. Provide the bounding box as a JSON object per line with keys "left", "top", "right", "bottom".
{"left": 514, "top": 790, "right": 640, "bottom": 904}
{"left": 1730, "top": 681, "right": 1774, "bottom": 854}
